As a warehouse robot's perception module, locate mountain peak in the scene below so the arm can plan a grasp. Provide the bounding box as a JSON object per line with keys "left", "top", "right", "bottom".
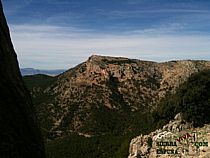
{"left": 87, "top": 54, "right": 129, "bottom": 63}
{"left": 88, "top": 54, "right": 101, "bottom": 59}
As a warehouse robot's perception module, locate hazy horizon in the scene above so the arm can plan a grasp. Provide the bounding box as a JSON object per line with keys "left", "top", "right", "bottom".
{"left": 2, "top": 0, "right": 210, "bottom": 69}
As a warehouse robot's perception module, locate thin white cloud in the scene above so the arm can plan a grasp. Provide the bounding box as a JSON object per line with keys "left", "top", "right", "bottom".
{"left": 104, "top": 9, "right": 210, "bottom": 19}
{"left": 9, "top": 24, "right": 210, "bottom": 69}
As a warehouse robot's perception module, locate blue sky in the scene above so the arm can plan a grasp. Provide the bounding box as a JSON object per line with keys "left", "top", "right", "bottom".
{"left": 2, "top": 0, "right": 210, "bottom": 69}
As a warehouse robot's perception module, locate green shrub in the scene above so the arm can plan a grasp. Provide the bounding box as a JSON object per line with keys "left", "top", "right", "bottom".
{"left": 154, "top": 69, "right": 210, "bottom": 128}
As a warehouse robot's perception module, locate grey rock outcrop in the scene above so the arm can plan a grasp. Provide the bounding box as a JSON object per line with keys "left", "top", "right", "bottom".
{"left": 128, "top": 113, "right": 210, "bottom": 158}
{"left": 0, "top": 1, "right": 45, "bottom": 157}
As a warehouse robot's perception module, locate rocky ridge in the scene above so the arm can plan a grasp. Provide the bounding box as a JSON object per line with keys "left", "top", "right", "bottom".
{"left": 25, "top": 54, "right": 210, "bottom": 139}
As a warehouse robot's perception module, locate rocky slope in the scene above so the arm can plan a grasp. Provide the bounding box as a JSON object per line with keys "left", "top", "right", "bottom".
{"left": 0, "top": 1, "right": 45, "bottom": 157}
{"left": 128, "top": 113, "right": 210, "bottom": 158}
{"left": 128, "top": 69, "right": 210, "bottom": 158}
{"left": 24, "top": 54, "right": 210, "bottom": 139}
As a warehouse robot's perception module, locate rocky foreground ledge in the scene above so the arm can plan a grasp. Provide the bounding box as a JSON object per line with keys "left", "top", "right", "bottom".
{"left": 128, "top": 113, "right": 210, "bottom": 158}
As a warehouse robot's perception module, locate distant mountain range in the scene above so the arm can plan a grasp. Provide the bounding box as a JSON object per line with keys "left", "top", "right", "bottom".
{"left": 20, "top": 68, "right": 66, "bottom": 76}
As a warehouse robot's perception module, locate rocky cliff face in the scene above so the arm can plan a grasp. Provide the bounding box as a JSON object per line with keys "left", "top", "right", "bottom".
{"left": 128, "top": 113, "right": 210, "bottom": 158}
{"left": 24, "top": 54, "right": 210, "bottom": 139}
{"left": 0, "top": 1, "right": 45, "bottom": 157}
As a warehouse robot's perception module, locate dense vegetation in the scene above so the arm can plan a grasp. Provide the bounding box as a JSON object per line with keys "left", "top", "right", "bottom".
{"left": 23, "top": 74, "right": 56, "bottom": 90}
{"left": 44, "top": 106, "right": 155, "bottom": 157}
{"left": 23, "top": 74, "right": 57, "bottom": 137}
{"left": 154, "top": 69, "right": 210, "bottom": 127}
{"left": 46, "top": 134, "right": 132, "bottom": 158}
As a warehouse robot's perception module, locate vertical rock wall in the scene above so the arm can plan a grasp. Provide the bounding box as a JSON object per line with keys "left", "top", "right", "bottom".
{"left": 0, "top": 1, "right": 45, "bottom": 157}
